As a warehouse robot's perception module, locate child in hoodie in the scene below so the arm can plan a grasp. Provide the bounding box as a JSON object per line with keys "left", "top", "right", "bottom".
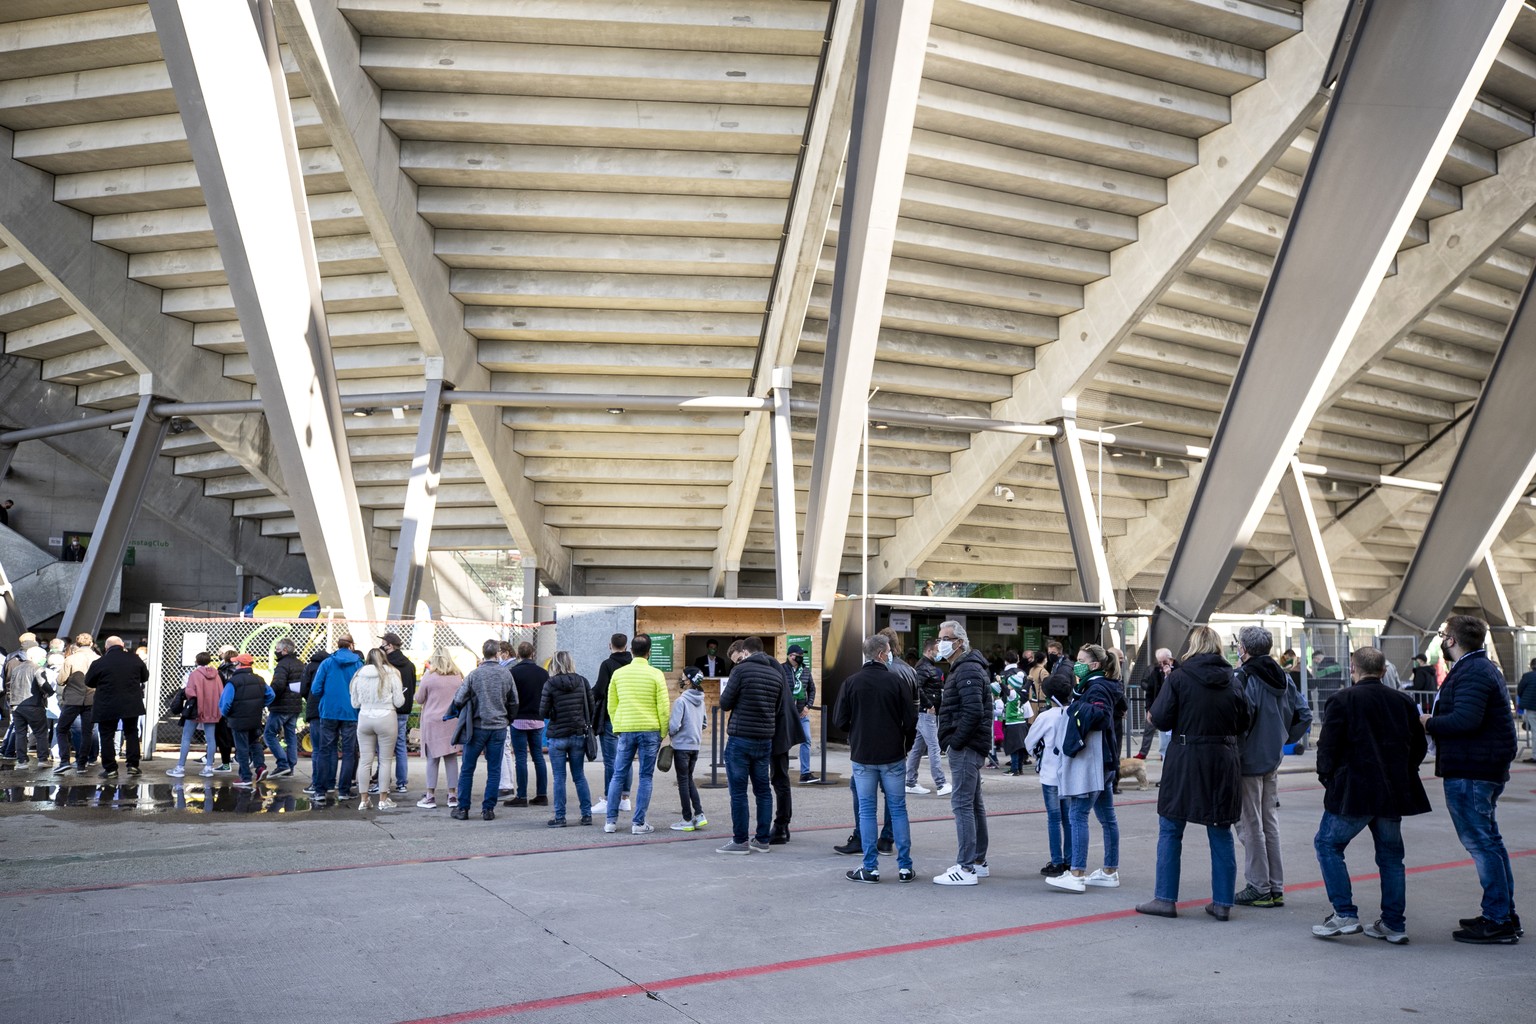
{"left": 668, "top": 666, "right": 708, "bottom": 831}
{"left": 1030, "top": 676, "right": 1076, "bottom": 877}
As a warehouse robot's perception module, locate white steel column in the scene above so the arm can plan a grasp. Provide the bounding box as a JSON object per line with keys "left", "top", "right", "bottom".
{"left": 1146, "top": 0, "right": 1521, "bottom": 659}
{"left": 1048, "top": 417, "right": 1117, "bottom": 617}
{"left": 1472, "top": 558, "right": 1521, "bottom": 674}
{"left": 1386, "top": 271, "right": 1536, "bottom": 640}
{"left": 150, "top": 0, "right": 378, "bottom": 620}
{"left": 60, "top": 389, "right": 170, "bottom": 637}
{"left": 797, "top": 0, "right": 934, "bottom": 604}
{"left": 387, "top": 371, "right": 452, "bottom": 621}
{"left": 1277, "top": 458, "right": 1344, "bottom": 620}
{"left": 770, "top": 367, "right": 801, "bottom": 602}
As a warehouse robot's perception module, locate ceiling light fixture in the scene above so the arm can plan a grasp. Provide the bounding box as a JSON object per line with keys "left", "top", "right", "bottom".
{"left": 607, "top": 407, "right": 624, "bottom": 415}
{"left": 351, "top": 407, "right": 375, "bottom": 418}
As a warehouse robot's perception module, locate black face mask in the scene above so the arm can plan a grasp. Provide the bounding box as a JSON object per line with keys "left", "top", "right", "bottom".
{"left": 1441, "top": 641, "right": 1455, "bottom": 663}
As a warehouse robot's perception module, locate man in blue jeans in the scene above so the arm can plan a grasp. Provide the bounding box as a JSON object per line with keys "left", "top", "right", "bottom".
{"left": 717, "top": 637, "right": 782, "bottom": 854}
{"left": 1423, "top": 615, "right": 1521, "bottom": 944}
{"left": 381, "top": 633, "right": 417, "bottom": 795}
{"left": 783, "top": 645, "right": 817, "bottom": 782}
{"left": 308, "top": 637, "right": 364, "bottom": 800}
{"left": 833, "top": 633, "right": 917, "bottom": 882}
{"left": 603, "top": 633, "right": 670, "bottom": 834}
{"left": 1311, "top": 647, "right": 1431, "bottom": 944}
{"left": 450, "top": 640, "right": 517, "bottom": 821}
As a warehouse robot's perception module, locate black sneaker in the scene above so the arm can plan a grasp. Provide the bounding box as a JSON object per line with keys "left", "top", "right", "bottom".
{"left": 481, "top": 808, "right": 495, "bottom": 821}
{"left": 579, "top": 815, "right": 592, "bottom": 826}
{"left": 100, "top": 768, "right": 119, "bottom": 780}
{"left": 125, "top": 766, "right": 141, "bottom": 777}
{"left": 800, "top": 773, "right": 820, "bottom": 783}
{"left": 1039, "top": 861, "right": 1068, "bottom": 877}
{"left": 504, "top": 796, "right": 529, "bottom": 807}
{"left": 1460, "top": 913, "right": 1523, "bottom": 936}
{"left": 846, "top": 867, "right": 880, "bottom": 883}
{"left": 450, "top": 807, "right": 469, "bottom": 820}
{"left": 1453, "top": 917, "right": 1520, "bottom": 944}
{"left": 898, "top": 868, "right": 916, "bottom": 882}
{"left": 834, "top": 833, "right": 862, "bottom": 855}
{"left": 877, "top": 837, "right": 895, "bottom": 855}
{"left": 1233, "top": 884, "right": 1267, "bottom": 906}
{"left": 769, "top": 829, "right": 790, "bottom": 845}
{"left": 530, "top": 795, "right": 549, "bottom": 806}
{"left": 547, "top": 818, "right": 566, "bottom": 828}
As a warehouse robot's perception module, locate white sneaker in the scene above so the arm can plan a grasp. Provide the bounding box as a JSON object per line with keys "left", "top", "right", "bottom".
{"left": 620, "top": 797, "right": 632, "bottom": 811}
{"left": 692, "top": 814, "right": 708, "bottom": 828}
{"left": 416, "top": 796, "right": 437, "bottom": 809}
{"left": 377, "top": 797, "right": 396, "bottom": 810}
{"left": 199, "top": 766, "right": 215, "bottom": 777}
{"left": 590, "top": 799, "right": 608, "bottom": 815}
{"left": 670, "top": 819, "right": 696, "bottom": 831}
{"left": 936, "top": 783, "right": 954, "bottom": 796}
{"left": 166, "top": 766, "right": 185, "bottom": 778}
{"left": 1047, "top": 872, "right": 1087, "bottom": 893}
{"left": 971, "top": 861, "right": 990, "bottom": 878}
{"left": 631, "top": 822, "right": 655, "bottom": 835}
{"left": 1085, "top": 869, "right": 1120, "bottom": 888}
{"left": 905, "top": 783, "right": 930, "bottom": 795}
{"left": 933, "top": 864, "right": 979, "bottom": 886}
{"left": 603, "top": 822, "right": 617, "bottom": 833}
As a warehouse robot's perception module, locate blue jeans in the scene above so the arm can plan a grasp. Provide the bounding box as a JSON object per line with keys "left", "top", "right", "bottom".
{"left": 724, "top": 735, "right": 773, "bottom": 844}
{"left": 1042, "top": 783, "right": 1073, "bottom": 865}
{"left": 547, "top": 734, "right": 591, "bottom": 821}
{"left": 1155, "top": 815, "right": 1237, "bottom": 906}
{"left": 848, "top": 775, "right": 893, "bottom": 842}
{"left": 1314, "top": 811, "right": 1406, "bottom": 931}
{"left": 853, "top": 760, "right": 912, "bottom": 873}
{"left": 457, "top": 726, "right": 508, "bottom": 813}
{"left": 177, "top": 719, "right": 217, "bottom": 769}
{"left": 1443, "top": 778, "right": 1515, "bottom": 923}
{"left": 798, "top": 714, "right": 812, "bottom": 775}
{"left": 606, "top": 731, "right": 659, "bottom": 825}
{"left": 313, "top": 719, "right": 357, "bottom": 794}
{"left": 264, "top": 711, "right": 298, "bottom": 772}
{"left": 394, "top": 712, "right": 410, "bottom": 789}
{"left": 510, "top": 725, "right": 548, "bottom": 799}
{"left": 231, "top": 727, "right": 264, "bottom": 782}
{"left": 1067, "top": 775, "right": 1120, "bottom": 871}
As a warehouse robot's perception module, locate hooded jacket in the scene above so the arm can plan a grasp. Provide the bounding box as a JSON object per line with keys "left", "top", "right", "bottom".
{"left": 669, "top": 687, "right": 706, "bottom": 750}
{"left": 592, "top": 650, "right": 632, "bottom": 735}
{"left": 1425, "top": 648, "right": 1517, "bottom": 783}
{"left": 1316, "top": 677, "right": 1431, "bottom": 819}
{"left": 386, "top": 648, "right": 418, "bottom": 715}
{"left": 540, "top": 671, "right": 592, "bottom": 739}
{"left": 310, "top": 647, "right": 364, "bottom": 721}
{"left": 938, "top": 647, "right": 993, "bottom": 756}
{"left": 1150, "top": 651, "right": 1251, "bottom": 827}
{"left": 720, "top": 651, "right": 783, "bottom": 740}
{"left": 1238, "top": 654, "right": 1310, "bottom": 776}
{"left": 268, "top": 651, "right": 305, "bottom": 716}
{"left": 186, "top": 664, "right": 224, "bottom": 724}
{"left": 301, "top": 648, "right": 330, "bottom": 720}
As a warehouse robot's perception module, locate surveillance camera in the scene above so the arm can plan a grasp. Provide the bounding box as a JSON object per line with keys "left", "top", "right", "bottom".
{"left": 993, "top": 484, "right": 1015, "bottom": 503}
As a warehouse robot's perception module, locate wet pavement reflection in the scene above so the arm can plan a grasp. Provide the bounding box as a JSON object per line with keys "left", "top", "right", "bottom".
{"left": 1, "top": 780, "right": 317, "bottom": 814}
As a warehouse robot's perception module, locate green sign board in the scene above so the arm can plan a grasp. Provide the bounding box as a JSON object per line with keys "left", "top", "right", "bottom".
{"left": 1019, "top": 627, "right": 1044, "bottom": 656}
{"left": 917, "top": 624, "right": 938, "bottom": 658}
{"left": 648, "top": 633, "right": 674, "bottom": 672}
{"left": 786, "top": 634, "right": 813, "bottom": 672}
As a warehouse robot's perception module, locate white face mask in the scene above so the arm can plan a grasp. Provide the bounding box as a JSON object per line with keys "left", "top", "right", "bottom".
{"left": 936, "top": 639, "right": 956, "bottom": 660}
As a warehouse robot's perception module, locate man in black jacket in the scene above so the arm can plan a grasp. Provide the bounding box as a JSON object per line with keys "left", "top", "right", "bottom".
{"left": 84, "top": 637, "right": 149, "bottom": 779}
{"left": 381, "top": 632, "right": 418, "bottom": 795}
{"left": 768, "top": 649, "right": 803, "bottom": 844}
{"left": 783, "top": 645, "right": 817, "bottom": 783}
{"left": 591, "top": 634, "right": 633, "bottom": 816}
{"left": 1423, "top": 615, "right": 1520, "bottom": 944}
{"left": 507, "top": 641, "right": 549, "bottom": 807}
{"left": 833, "top": 633, "right": 917, "bottom": 883}
{"left": 1515, "top": 658, "right": 1536, "bottom": 764}
{"left": 717, "top": 636, "right": 782, "bottom": 853}
{"left": 934, "top": 620, "right": 993, "bottom": 885}
{"left": 905, "top": 636, "right": 947, "bottom": 795}
{"left": 265, "top": 639, "right": 305, "bottom": 777}
{"left": 1311, "top": 646, "right": 1430, "bottom": 944}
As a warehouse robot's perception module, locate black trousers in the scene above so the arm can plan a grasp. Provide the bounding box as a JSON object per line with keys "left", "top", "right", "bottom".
{"left": 770, "top": 750, "right": 792, "bottom": 832}
{"left": 56, "top": 704, "right": 94, "bottom": 767}
{"left": 673, "top": 748, "right": 702, "bottom": 819}
{"left": 13, "top": 706, "right": 50, "bottom": 761}
{"left": 97, "top": 714, "right": 140, "bottom": 770}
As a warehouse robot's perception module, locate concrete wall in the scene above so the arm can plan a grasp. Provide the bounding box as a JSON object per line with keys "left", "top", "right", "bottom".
{"left": 0, "top": 438, "right": 294, "bottom": 639}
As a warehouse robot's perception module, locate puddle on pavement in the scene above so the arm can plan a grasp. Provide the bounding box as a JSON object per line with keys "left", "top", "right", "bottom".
{"left": 1, "top": 781, "right": 317, "bottom": 814}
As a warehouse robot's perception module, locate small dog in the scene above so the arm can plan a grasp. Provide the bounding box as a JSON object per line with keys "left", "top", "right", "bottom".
{"left": 1117, "top": 757, "right": 1149, "bottom": 791}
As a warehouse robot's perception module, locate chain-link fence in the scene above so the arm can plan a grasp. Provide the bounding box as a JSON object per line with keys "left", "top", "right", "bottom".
{"left": 142, "top": 603, "right": 541, "bottom": 753}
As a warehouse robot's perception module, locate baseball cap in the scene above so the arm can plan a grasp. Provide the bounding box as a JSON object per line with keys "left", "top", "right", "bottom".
{"left": 788, "top": 644, "right": 804, "bottom": 655}
{"left": 379, "top": 631, "right": 403, "bottom": 647}
{"left": 234, "top": 653, "right": 254, "bottom": 666}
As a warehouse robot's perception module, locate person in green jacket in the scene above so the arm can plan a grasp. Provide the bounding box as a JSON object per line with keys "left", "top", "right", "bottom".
{"left": 603, "top": 633, "right": 670, "bottom": 836}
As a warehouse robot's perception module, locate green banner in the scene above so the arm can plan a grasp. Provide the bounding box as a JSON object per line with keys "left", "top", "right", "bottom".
{"left": 917, "top": 624, "right": 938, "bottom": 658}
{"left": 1020, "top": 627, "right": 1044, "bottom": 656}
{"left": 787, "top": 634, "right": 813, "bottom": 672}
{"left": 648, "top": 633, "right": 674, "bottom": 672}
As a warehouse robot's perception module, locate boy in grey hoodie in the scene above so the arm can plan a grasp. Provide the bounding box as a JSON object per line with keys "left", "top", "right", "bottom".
{"left": 668, "top": 666, "right": 709, "bottom": 831}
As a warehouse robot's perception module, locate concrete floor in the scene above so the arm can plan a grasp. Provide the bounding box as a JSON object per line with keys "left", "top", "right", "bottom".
{"left": 0, "top": 748, "right": 1530, "bottom": 1024}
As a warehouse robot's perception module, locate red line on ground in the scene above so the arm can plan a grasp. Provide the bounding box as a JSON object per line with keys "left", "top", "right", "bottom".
{"left": 393, "top": 848, "right": 1536, "bottom": 1024}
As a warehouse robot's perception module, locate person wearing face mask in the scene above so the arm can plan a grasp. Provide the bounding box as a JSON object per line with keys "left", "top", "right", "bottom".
{"left": 1135, "top": 648, "right": 1177, "bottom": 760}
{"left": 933, "top": 621, "right": 993, "bottom": 885}
{"left": 1421, "top": 615, "right": 1520, "bottom": 944}
{"left": 833, "top": 633, "right": 918, "bottom": 883}
{"left": 1048, "top": 643, "right": 1125, "bottom": 894}
{"left": 783, "top": 644, "right": 818, "bottom": 783}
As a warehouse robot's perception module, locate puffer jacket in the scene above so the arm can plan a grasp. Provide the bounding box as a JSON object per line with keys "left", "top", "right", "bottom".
{"left": 1426, "top": 649, "right": 1517, "bottom": 783}
{"left": 540, "top": 672, "right": 592, "bottom": 739}
{"left": 720, "top": 652, "right": 783, "bottom": 739}
{"left": 268, "top": 652, "right": 305, "bottom": 716}
{"left": 1150, "top": 652, "right": 1251, "bottom": 826}
{"left": 915, "top": 656, "right": 944, "bottom": 712}
{"left": 938, "top": 648, "right": 992, "bottom": 756}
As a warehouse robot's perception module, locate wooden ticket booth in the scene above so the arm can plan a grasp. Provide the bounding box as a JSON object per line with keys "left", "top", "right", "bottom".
{"left": 553, "top": 598, "right": 826, "bottom": 740}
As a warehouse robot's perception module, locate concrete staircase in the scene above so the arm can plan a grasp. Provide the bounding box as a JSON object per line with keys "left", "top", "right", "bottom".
{"left": 0, "top": 525, "right": 119, "bottom": 642}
